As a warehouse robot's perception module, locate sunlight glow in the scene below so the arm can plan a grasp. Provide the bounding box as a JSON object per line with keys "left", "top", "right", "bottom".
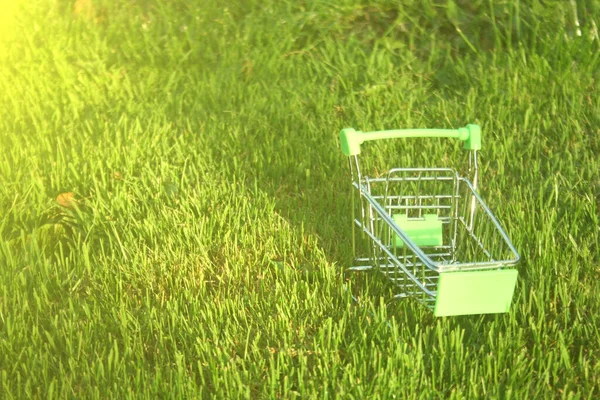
{"left": 0, "top": 0, "right": 22, "bottom": 57}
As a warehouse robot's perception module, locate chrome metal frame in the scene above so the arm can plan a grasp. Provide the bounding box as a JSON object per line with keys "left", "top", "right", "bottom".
{"left": 348, "top": 152, "right": 520, "bottom": 305}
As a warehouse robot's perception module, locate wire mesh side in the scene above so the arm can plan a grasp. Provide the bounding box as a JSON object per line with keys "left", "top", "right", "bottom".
{"left": 350, "top": 167, "right": 459, "bottom": 303}
{"left": 449, "top": 178, "right": 520, "bottom": 269}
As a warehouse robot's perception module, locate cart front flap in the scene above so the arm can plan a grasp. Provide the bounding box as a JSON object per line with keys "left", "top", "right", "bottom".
{"left": 434, "top": 269, "right": 518, "bottom": 317}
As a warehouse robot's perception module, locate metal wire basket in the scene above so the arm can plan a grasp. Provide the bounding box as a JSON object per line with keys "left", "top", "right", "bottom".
{"left": 340, "top": 124, "right": 520, "bottom": 316}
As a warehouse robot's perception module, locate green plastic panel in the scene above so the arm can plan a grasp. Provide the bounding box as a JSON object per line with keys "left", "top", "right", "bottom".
{"left": 434, "top": 269, "right": 518, "bottom": 317}
{"left": 393, "top": 214, "right": 443, "bottom": 247}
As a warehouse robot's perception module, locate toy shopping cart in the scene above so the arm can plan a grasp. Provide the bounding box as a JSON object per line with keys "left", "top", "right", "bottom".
{"left": 340, "top": 124, "right": 520, "bottom": 316}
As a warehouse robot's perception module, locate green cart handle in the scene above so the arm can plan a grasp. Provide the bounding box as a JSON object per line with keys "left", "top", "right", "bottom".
{"left": 339, "top": 124, "right": 481, "bottom": 156}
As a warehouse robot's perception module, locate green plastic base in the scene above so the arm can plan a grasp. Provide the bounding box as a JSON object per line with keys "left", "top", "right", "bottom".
{"left": 434, "top": 269, "right": 518, "bottom": 316}
{"left": 393, "top": 214, "right": 443, "bottom": 247}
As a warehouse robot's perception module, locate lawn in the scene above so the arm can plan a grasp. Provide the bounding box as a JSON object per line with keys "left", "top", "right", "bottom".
{"left": 1, "top": 0, "right": 599, "bottom": 398}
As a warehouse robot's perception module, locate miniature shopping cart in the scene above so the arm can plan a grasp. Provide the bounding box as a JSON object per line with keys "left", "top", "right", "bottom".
{"left": 340, "top": 124, "right": 520, "bottom": 316}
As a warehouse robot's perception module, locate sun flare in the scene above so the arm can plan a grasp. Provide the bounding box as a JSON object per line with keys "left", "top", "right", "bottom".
{"left": 0, "top": 0, "right": 23, "bottom": 56}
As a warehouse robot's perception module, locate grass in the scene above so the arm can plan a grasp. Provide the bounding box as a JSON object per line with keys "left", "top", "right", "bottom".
{"left": 0, "top": 0, "right": 599, "bottom": 397}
